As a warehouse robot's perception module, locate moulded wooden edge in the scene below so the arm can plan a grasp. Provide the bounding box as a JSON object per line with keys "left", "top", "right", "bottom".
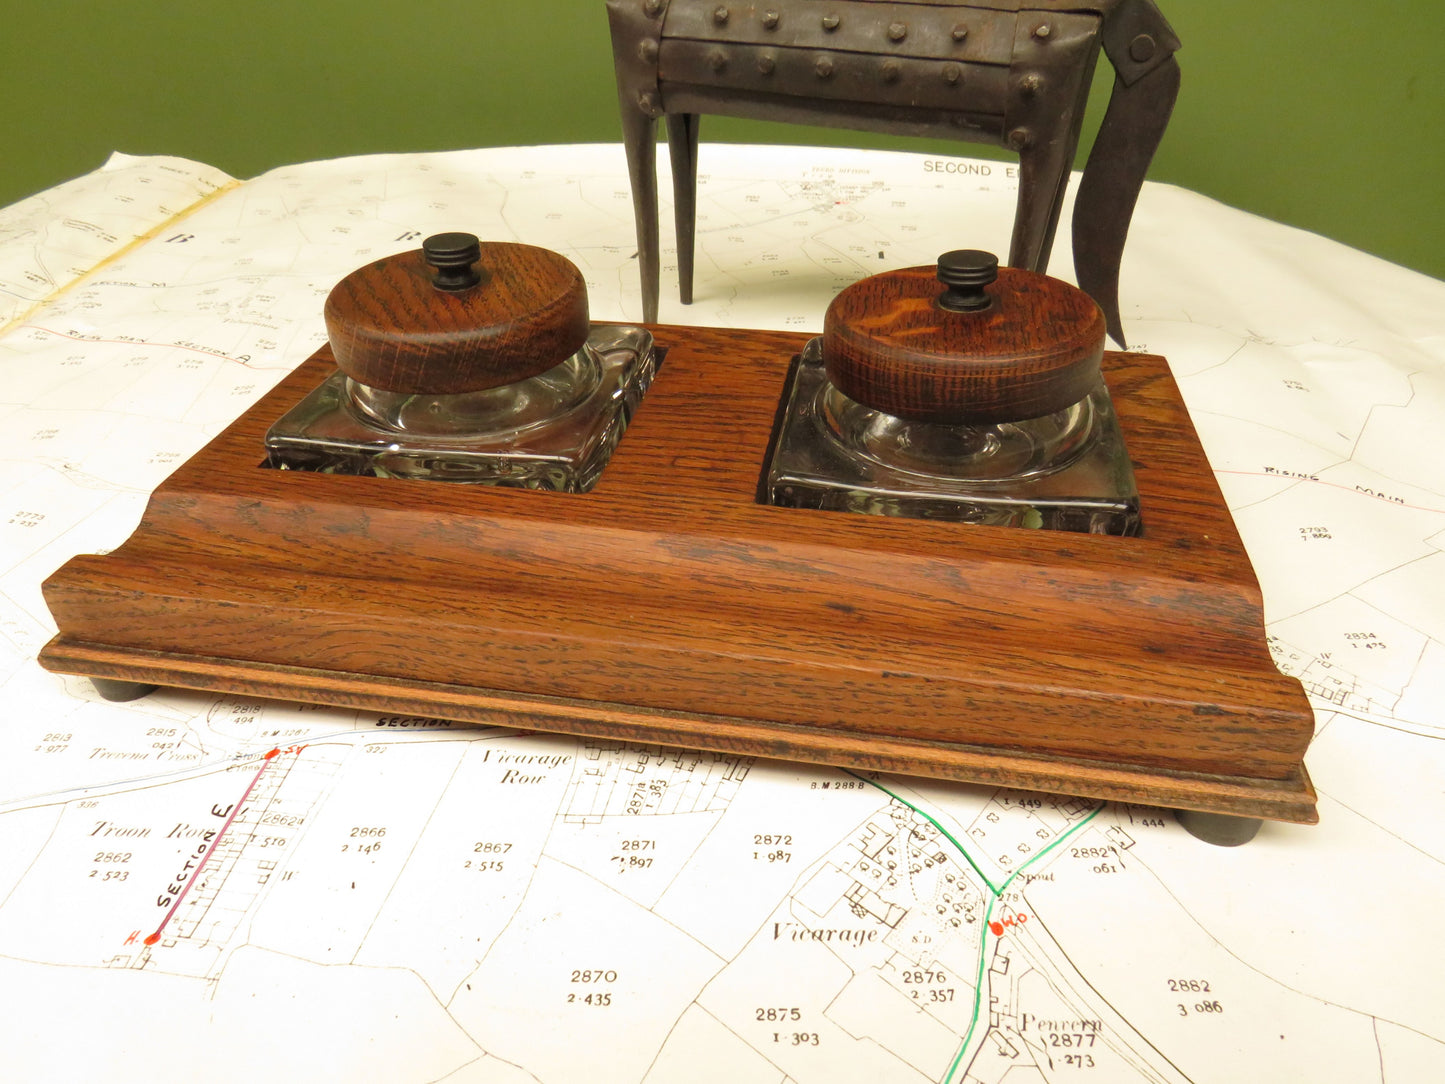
{"left": 39, "top": 639, "right": 1319, "bottom": 825}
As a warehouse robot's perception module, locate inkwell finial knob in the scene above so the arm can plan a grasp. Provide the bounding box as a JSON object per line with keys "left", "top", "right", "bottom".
{"left": 423, "top": 232, "right": 484, "bottom": 292}
{"left": 936, "top": 249, "right": 998, "bottom": 312}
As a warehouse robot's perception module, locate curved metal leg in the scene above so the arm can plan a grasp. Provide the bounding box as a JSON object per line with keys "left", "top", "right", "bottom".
{"left": 1073, "top": 59, "right": 1182, "bottom": 348}
{"left": 665, "top": 112, "right": 700, "bottom": 307}
{"left": 620, "top": 107, "right": 660, "bottom": 324}
{"left": 1174, "top": 809, "right": 1263, "bottom": 847}
{"left": 91, "top": 677, "right": 159, "bottom": 703}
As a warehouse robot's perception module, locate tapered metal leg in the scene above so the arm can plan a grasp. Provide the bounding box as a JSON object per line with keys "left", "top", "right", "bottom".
{"left": 620, "top": 107, "right": 660, "bottom": 323}
{"left": 1035, "top": 119, "right": 1088, "bottom": 279}
{"left": 1008, "top": 129, "right": 1079, "bottom": 276}
{"left": 1175, "top": 809, "right": 1263, "bottom": 847}
{"left": 665, "top": 113, "right": 700, "bottom": 307}
{"left": 91, "top": 677, "right": 158, "bottom": 702}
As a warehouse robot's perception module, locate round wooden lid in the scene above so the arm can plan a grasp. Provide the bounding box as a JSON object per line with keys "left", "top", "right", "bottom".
{"left": 823, "top": 251, "right": 1105, "bottom": 424}
{"left": 324, "top": 234, "right": 590, "bottom": 395}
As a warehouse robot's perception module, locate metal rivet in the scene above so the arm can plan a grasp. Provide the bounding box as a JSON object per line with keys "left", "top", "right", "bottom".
{"left": 638, "top": 39, "right": 659, "bottom": 63}
{"left": 1129, "top": 33, "right": 1157, "bottom": 63}
{"left": 1033, "top": 22, "right": 1051, "bottom": 39}
{"left": 815, "top": 55, "right": 834, "bottom": 77}
{"left": 881, "top": 59, "right": 901, "bottom": 83}
{"left": 942, "top": 63, "right": 961, "bottom": 85}
{"left": 757, "top": 52, "right": 775, "bottom": 74}
{"left": 762, "top": 9, "right": 779, "bottom": 29}
{"left": 643, "top": 0, "right": 662, "bottom": 17}
{"left": 1020, "top": 72, "right": 1043, "bottom": 94}
{"left": 708, "top": 47, "right": 728, "bottom": 72}
{"left": 951, "top": 24, "right": 968, "bottom": 42}
{"left": 822, "top": 14, "right": 840, "bottom": 30}
{"left": 713, "top": 5, "right": 729, "bottom": 25}
{"left": 1007, "top": 127, "right": 1031, "bottom": 149}
{"left": 888, "top": 22, "right": 907, "bottom": 42}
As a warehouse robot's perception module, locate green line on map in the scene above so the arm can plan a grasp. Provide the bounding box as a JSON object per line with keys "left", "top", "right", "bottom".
{"left": 845, "top": 771, "right": 1102, "bottom": 1084}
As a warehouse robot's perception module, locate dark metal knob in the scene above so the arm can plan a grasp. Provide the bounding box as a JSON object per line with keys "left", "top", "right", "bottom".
{"left": 936, "top": 250, "right": 998, "bottom": 312}
{"left": 423, "top": 232, "right": 483, "bottom": 292}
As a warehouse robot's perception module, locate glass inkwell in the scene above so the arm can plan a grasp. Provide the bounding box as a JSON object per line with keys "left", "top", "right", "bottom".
{"left": 764, "top": 250, "right": 1140, "bottom": 535}
{"left": 265, "top": 232, "right": 656, "bottom": 491}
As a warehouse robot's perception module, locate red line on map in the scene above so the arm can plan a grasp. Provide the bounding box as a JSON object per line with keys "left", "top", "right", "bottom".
{"left": 143, "top": 748, "right": 282, "bottom": 947}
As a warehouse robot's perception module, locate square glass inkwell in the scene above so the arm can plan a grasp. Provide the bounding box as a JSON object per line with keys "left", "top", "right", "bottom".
{"left": 265, "top": 233, "right": 655, "bottom": 491}
{"left": 764, "top": 251, "right": 1139, "bottom": 535}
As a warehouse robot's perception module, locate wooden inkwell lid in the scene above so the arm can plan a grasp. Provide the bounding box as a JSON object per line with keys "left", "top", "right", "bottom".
{"left": 322, "top": 232, "right": 590, "bottom": 394}
{"left": 823, "top": 250, "right": 1106, "bottom": 425}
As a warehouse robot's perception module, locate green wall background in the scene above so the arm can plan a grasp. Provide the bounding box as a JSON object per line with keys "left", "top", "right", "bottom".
{"left": 3, "top": 2, "right": 1441, "bottom": 279}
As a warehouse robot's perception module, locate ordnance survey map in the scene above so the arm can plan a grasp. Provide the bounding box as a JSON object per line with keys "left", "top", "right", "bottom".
{"left": 1, "top": 145, "right": 1442, "bottom": 1082}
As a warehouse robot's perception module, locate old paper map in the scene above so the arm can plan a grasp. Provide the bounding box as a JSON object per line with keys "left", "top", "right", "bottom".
{"left": 1, "top": 145, "right": 1442, "bottom": 1082}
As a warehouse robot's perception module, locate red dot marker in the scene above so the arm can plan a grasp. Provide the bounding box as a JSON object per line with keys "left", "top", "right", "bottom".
{"left": 144, "top": 933, "right": 160, "bottom": 946}
{"left": 264, "top": 748, "right": 280, "bottom": 760}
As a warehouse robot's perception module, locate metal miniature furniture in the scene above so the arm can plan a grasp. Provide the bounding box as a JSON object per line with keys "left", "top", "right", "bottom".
{"left": 606, "top": 0, "right": 1180, "bottom": 344}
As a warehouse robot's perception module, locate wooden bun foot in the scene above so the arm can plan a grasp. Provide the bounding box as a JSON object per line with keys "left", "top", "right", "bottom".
{"left": 1174, "top": 809, "right": 1264, "bottom": 847}
{"left": 90, "top": 677, "right": 158, "bottom": 703}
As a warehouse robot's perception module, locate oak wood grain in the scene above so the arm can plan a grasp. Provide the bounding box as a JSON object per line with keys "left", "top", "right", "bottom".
{"left": 823, "top": 264, "right": 1105, "bottom": 423}
{"left": 40, "top": 642, "right": 1318, "bottom": 824}
{"left": 324, "top": 242, "right": 589, "bottom": 393}
{"left": 39, "top": 323, "right": 1317, "bottom": 823}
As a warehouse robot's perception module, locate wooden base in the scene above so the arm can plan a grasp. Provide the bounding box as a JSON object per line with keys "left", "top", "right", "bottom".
{"left": 39, "top": 324, "right": 1317, "bottom": 825}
